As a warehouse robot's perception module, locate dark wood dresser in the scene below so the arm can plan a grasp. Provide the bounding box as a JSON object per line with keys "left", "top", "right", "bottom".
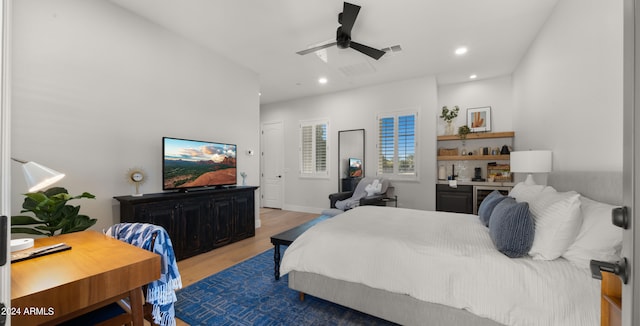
{"left": 114, "top": 186, "right": 258, "bottom": 261}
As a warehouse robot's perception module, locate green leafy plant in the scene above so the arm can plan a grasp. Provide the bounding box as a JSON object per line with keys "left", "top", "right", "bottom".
{"left": 458, "top": 125, "right": 471, "bottom": 139}
{"left": 440, "top": 106, "right": 460, "bottom": 123}
{"left": 11, "top": 187, "right": 97, "bottom": 236}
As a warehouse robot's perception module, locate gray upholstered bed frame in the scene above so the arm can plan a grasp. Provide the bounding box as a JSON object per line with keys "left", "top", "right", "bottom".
{"left": 287, "top": 171, "right": 623, "bottom": 326}
{"left": 289, "top": 271, "right": 503, "bottom": 326}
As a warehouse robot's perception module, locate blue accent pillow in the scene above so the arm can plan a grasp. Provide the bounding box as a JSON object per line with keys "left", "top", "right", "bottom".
{"left": 488, "top": 197, "right": 535, "bottom": 258}
{"left": 478, "top": 190, "right": 506, "bottom": 227}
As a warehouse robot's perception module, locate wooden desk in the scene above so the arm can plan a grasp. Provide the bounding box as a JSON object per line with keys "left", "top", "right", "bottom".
{"left": 10, "top": 230, "right": 161, "bottom": 326}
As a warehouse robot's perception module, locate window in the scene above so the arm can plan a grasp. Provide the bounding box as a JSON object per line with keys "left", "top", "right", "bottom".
{"left": 377, "top": 111, "right": 418, "bottom": 178}
{"left": 299, "top": 119, "right": 329, "bottom": 177}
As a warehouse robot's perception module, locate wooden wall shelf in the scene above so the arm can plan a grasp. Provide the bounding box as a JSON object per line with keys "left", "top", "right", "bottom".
{"left": 437, "top": 155, "right": 510, "bottom": 161}
{"left": 437, "top": 131, "right": 515, "bottom": 141}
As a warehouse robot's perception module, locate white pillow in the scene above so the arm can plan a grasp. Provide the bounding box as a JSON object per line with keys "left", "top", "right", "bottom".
{"left": 562, "top": 196, "right": 623, "bottom": 269}
{"left": 509, "top": 182, "right": 546, "bottom": 203}
{"left": 527, "top": 188, "right": 582, "bottom": 260}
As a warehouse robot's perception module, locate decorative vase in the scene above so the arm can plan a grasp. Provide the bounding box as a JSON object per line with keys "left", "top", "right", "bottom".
{"left": 445, "top": 122, "right": 455, "bottom": 135}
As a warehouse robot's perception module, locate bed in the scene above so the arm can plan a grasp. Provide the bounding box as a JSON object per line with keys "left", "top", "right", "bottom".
{"left": 279, "top": 172, "right": 624, "bottom": 326}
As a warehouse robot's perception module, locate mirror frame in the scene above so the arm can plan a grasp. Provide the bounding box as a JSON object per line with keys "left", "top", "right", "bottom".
{"left": 338, "top": 129, "right": 365, "bottom": 191}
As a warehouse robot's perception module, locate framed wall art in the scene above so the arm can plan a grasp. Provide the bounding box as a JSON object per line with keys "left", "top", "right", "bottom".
{"left": 467, "top": 106, "right": 491, "bottom": 132}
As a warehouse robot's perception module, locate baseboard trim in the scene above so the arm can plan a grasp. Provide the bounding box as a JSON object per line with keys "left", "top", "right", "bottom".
{"left": 282, "top": 205, "right": 324, "bottom": 215}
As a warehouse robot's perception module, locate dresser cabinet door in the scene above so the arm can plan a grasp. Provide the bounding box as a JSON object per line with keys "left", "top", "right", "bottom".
{"left": 211, "top": 196, "right": 233, "bottom": 247}
{"left": 232, "top": 192, "right": 255, "bottom": 240}
{"left": 178, "top": 199, "right": 210, "bottom": 258}
{"left": 131, "top": 201, "right": 179, "bottom": 248}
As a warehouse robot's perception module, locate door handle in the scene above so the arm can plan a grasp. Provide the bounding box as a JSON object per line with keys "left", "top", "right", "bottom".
{"left": 612, "top": 206, "right": 629, "bottom": 229}
{"left": 590, "top": 257, "right": 629, "bottom": 284}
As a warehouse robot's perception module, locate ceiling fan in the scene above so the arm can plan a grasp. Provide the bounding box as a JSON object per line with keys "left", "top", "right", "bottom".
{"left": 296, "top": 2, "right": 386, "bottom": 60}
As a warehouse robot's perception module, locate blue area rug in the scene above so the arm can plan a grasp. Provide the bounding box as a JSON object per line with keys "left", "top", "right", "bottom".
{"left": 175, "top": 249, "right": 396, "bottom": 325}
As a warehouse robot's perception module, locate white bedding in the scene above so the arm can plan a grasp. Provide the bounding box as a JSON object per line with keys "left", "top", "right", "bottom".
{"left": 280, "top": 206, "right": 599, "bottom": 326}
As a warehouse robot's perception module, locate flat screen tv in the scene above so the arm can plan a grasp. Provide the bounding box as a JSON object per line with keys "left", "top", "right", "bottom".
{"left": 348, "top": 158, "right": 363, "bottom": 177}
{"left": 163, "top": 137, "right": 237, "bottom": 191}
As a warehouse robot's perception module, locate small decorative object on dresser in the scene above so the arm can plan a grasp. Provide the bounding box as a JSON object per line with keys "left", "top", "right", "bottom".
{"left": 467, "top": 106, "right": 491, "bottom": 132}
{"left": 127, "top": 167, "right": 146, "bottom": 196}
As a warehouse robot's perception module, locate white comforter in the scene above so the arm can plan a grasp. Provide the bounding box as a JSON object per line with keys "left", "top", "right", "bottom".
{"left": 280, "top": 206, "right": 599, "bottom": 326}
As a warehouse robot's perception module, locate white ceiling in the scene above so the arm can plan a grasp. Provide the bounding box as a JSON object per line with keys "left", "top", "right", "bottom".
{"left": 108, "top": 0, "right": 559, "bottom": 104}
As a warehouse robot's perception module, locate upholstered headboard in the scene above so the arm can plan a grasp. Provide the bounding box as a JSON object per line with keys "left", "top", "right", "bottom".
{"left": 548, "top": 171, "right": 623, "bottom": 206}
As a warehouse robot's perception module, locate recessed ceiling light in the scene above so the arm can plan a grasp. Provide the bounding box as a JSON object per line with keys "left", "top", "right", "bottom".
{"left": 469, "top": 74, "right": 477, "bottom": 79}
{"left": 455, "top": 47, "right": 468, "bottom": 55}
{"left": 318, "top": 77, "right": 328, "bottom": 84}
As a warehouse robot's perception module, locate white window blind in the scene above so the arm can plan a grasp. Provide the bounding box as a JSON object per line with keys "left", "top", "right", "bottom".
{"left": 300, "top": 119, "right": 329, "bottom": 177}
{"left": 377, "top": 111, "right": 417, "bottom": 178}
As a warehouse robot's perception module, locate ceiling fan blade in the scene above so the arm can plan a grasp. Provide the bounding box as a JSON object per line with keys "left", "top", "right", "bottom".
{"left": 341, "top": 2, "right": 361, "bottom": 35}
{"left": 349, "top": 41, "right": 386, "bottom": 60}
{"left": 296, "top": 42, "right": 338, "bottom": 55}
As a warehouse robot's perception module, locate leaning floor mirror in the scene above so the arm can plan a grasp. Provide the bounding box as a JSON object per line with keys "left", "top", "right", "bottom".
{"left": 338, "top": 129, "right": 365, "bottom": 192}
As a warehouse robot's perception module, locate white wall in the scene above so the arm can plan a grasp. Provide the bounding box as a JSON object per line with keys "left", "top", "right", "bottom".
{"left": 513, "top": 0, "right": 623, "bottom": 172}
{"left": 437, "top": 75, "right": 514, "bottom": 134}
{"left": 11, "top": 0, "right": 261, "bottom": 234}
{"left": 261, "top": 76, "right": 438, "bottom": 213}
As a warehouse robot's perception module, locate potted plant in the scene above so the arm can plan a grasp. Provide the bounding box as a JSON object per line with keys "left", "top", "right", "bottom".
{"left": 11, "top": 187, "right": 97, "bottom": 236}
{"left": 440, "top": 106, "right": 460, "bottom": 135}
{"left": 458, "top": 125, "right": 471, "bottom": 140}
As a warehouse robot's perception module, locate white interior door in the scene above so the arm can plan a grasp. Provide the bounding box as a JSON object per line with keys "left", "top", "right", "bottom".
{"left": 623, "top": 0, "right": 638, "bottom": 324}
{"left": 261, "top": 121, "right": 284, "bottom": 209}
{"left": 0, "top": 0, "right": 11, "bottom": 323}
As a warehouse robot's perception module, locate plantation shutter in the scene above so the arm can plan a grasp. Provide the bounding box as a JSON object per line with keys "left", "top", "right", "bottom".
{"left": 299, "top": 119, "right": 329, "bottom": 177}
{"left": 378, "top": 116, "right": 395, "bottom": 174}
{"left": 301, "top": 125, "right": 314, "bottom": 174}
{"left": 377, "top": 111, "right": 418, "bottom": 178}
{"left": 315, "top": 124, "right": 327, "bottom": 172}
{"left": 398, "top": 114, "right": 416, "bottom": 174}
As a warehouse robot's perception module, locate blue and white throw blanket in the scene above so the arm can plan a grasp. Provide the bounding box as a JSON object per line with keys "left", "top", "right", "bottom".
{"left": 106, "top": 223, "right": 183, "bottom": 326}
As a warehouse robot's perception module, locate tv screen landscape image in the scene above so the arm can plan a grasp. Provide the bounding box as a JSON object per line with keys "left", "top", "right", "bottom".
{"left": 163, "top": 137, "right": 237, "bottom": 190}
{"left": 349, "top": 158, "right": 363, "bottom": 177}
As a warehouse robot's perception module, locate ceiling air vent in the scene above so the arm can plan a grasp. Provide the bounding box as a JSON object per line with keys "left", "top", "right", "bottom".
{"left": 338, "top": 61, "right": 377, "bottom": 77}
{"left": 381, "top": 45, "right": 403, "bottom": 53}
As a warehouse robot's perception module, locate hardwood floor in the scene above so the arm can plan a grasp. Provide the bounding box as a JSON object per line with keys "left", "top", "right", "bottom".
{"left": 173, "top": 208, "right": 319, "bottom": 326}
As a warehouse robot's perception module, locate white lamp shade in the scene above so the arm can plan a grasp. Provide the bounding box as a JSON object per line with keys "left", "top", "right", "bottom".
{"left": 21, "top": 161, "right": 65, "bottom": 192}
{"left": 510, "top": 150, "right": 553, "bottom": 173}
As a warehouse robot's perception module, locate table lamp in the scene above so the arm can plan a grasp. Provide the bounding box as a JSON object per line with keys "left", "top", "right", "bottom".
{"left": 12, "top": 158, "right": 65, "bottom": 192}
{"left": 10, "top": 158, "right": 66, "bottom": 252}
{"left": 509, "top": 150, "right": 552, "bottom": 185}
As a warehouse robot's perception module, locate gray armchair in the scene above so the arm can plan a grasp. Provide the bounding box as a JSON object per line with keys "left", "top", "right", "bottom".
{"left": 329, "top": 177, "right": 392, "bottom": 211}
